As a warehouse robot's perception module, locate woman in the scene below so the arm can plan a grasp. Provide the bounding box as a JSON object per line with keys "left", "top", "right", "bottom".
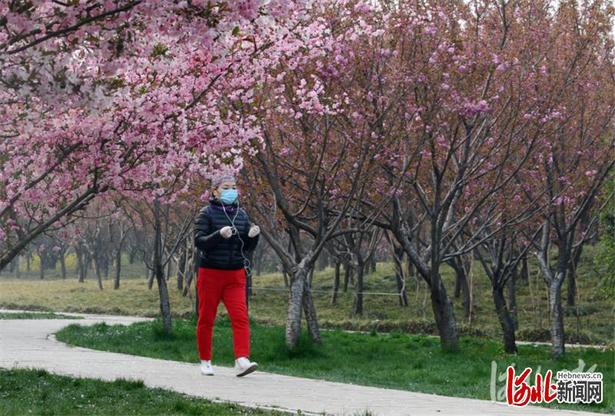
{"left": 194, "top": 173, "right": 260, "bottom": 377}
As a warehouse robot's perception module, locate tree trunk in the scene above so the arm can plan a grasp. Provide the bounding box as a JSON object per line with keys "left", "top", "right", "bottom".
{"left": 507, "top": 267, "right": 518, "bottom": 330}
{"left": 80, "top": 256, "right": 88, "bottom": 282}
{"left": 396, "top": 271, "right": 409, "bottom": 307}
{"left": 566, "top": 268, "right": 576, "bottom": 307}
{"left": 317, "top": 252, "right": 327, "bottom": 271}
{"left": 75, "top": 250, "right": 81, "bottom": 275}
{"left": 156, "top": 264, "right": 172, "bottom": 334}
{"left": 76, "top": 251, "right": 84, "bottom": 282}
{"left": 520, "top": 255, "right": 529, "bottom": 283}
{"left": 177, "top": 249, "right": 186, "bottom": 291}
{"left": 147, "top": 266, "right": 155, "bottom": 289}
{"left": 454, "top": 271, "right": 461, "bottom": 298}
{"left": 302, "top": 284, "right": 321, "bottom": 343}
{"left": 331, "top": 261, "right": 340, "bottom": 305}
{"left": 549, "top": 277, "right": 566, "bottom": 358}
{"left": 430, "top": 271, "right": 459, "bottom": 351}
{"left": 393, "top": 245, "right": 408, "bottom": 307}
{"left": 567, "top": 246, "right": 582, "bottom": 307}
{"left": 452, "top": 261, "right": 471, "bottom": 319}
{"left": 60, "top": 254, "right": 66, "bottom": 279}
{"left": 411, "top": 260, "right": 422, "bottom": 298}
{"left": 154, "top": 198, "right": 172, "bottom": 335}
{"left": 286, "top": 270, "right": 305, "bottom": 349}
{"left": 353, "top": 262, "right": 364, "bottom": 316}
{"left": 183, "top": 248, "right": 196, "bottom": 297}
{"left": 94, "top": 259, "right": 103, "bottom": 290}
{"left": 246, "top": 268, "right": 252, "bottom": 306}
{"left": 166, "top": 259, "right": 173, "bottom": 282}
{"left": 38, "top": 253, "right": 45, "bottom": 279}
{"left": 493, "top": 286, "right": 518, "bottom": 353}
{"left": 114, "top": 249, "right": 122, "bottom": 289}
{"left": 343, "top": 261, "right": 352, "bottom": 292}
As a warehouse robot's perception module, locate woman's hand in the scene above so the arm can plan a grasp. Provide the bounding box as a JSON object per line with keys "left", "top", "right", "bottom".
{"left": 220, "top": 226, "right": 233, "bottom": 239}
{"left": 248, "top": 224, "right": 260, "bottom": 238}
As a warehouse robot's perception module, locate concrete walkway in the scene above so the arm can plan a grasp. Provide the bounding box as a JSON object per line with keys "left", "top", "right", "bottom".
{"left": 0, "top": 310, "right": 605, "bottom": 416}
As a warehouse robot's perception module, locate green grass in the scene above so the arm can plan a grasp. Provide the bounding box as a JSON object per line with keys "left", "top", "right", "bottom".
{"left": 0, "top": 311, "right": 82, "bottom": 319}
{"left": 0, "top": 279, "right": 194, "bottom": 317}
{"left": 56, "top": 317, "right": 615, "bottom": 414}
{"left": 2, "top": 245, "right": 612, "bottom": 345}
{"left": 2, "top": 252, "right": 149, "bottom": 280}
{"left": 2, "top": 247, "right": 613, "bottom": 413}
{"left": 0, "top": 367, "right": 284, "bottom": 415}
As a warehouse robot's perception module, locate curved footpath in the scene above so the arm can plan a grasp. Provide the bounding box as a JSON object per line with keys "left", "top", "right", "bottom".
{"left": 0, "top": 310, "right": 606, "bottom": 416}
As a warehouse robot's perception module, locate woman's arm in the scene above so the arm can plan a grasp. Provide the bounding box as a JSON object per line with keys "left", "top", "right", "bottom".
{"left": 244, "top": 229, "right": 259, "bottom": 252}
{"left": 194, "top": 207, "right": 223, "bottom": 251}
{"left": 239, "top": 208, "right": 259, "bottom": 252}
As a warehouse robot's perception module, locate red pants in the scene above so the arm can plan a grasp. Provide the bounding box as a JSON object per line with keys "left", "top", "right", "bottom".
{"left": 196, "top": 267, "right": 250, "bottom": 360}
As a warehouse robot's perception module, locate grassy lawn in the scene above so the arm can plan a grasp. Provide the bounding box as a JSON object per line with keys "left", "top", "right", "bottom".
{"left": 1, "top": 247, "right": 613, "bottom": 413}
{"left": 0, "top": 368, "right": 284, "bottom": 416}
{"left": 1, "top": 245, "right": 613, "bottom": 346}
{"left": 0, "top": 278, "right": 195, "bottom": 317}
{"left": 0, "top": 311, "right": 82, "bottom": 319}
{"left": 55, "top": 317, "right": 614, "bottom": 414}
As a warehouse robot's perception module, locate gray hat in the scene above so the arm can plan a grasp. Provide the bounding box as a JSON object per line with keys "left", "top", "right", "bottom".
{"left": 211, "top": 172, "right": 236, "bottom": 189}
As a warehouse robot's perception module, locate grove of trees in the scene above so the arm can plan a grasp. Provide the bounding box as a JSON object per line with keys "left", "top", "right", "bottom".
{"left": 1, "top": 0, "right": 613, "bottom": 359}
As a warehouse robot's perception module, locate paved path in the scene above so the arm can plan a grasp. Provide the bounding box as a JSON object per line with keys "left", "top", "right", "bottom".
{"left": 0, "top": 310, "right": 605, "bottom": 416}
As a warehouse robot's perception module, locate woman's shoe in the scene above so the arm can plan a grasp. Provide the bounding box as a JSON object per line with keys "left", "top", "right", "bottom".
{"left": 235, "top": 357, "right": 258, "bottom": 377}
{"left": 200, "top": 360, "right": 214, "bottom": 376}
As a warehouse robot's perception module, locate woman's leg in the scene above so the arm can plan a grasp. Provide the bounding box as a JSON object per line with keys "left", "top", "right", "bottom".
{"left": 221, "top": 268, "right": 250, "bottom": 358}
{"left": 196, "top": 267, "right": 223, "bottom": 360}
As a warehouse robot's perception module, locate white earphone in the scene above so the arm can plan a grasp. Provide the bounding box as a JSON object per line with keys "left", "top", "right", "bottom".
{"left": 220, "top": 197, "right": 253, "bottom": 276}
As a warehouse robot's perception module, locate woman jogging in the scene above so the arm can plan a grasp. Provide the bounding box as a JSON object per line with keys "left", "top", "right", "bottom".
{"left": 194, "top": 172, "right": 260, "bottom": 377}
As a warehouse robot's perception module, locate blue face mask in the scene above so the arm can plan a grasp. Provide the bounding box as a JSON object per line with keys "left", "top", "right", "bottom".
{"left": 219, "top": 188, "right": 238, "bottom": 204}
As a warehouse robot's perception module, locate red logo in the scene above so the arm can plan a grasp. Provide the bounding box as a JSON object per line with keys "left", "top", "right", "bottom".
{"left": 506, "top": 366, "right": 558, "bottom": 406}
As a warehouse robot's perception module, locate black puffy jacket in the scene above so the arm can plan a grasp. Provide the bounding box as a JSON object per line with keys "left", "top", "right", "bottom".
{"left": 194, "top": 197, "right": 260, "bottom": 270}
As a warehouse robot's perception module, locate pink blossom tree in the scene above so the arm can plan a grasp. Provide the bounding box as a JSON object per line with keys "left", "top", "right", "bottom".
{"left": 238, "top": 0, "right": 397, "bottom": 348}
{"left": 515, "top": 0, "right": 615, "bottom": 358}
{"left": 0, "top": 1, "right": 302, "bottom": 270}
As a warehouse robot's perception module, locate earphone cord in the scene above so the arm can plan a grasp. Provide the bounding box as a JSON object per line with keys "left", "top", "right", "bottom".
{"left": 220, "top": 199, "right": 253, "bottom": 276}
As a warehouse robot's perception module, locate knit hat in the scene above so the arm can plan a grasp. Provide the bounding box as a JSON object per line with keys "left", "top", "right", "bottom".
{"left": 211, "top": 172, "right": 236, "bottom": 189}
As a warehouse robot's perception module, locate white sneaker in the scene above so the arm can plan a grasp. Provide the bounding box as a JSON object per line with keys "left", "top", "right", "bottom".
{"left": 235, "top": 356, "right": 258, "bottom": 377}
{"left": 200, "top": 360, "right": 214, "bottom": 376}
